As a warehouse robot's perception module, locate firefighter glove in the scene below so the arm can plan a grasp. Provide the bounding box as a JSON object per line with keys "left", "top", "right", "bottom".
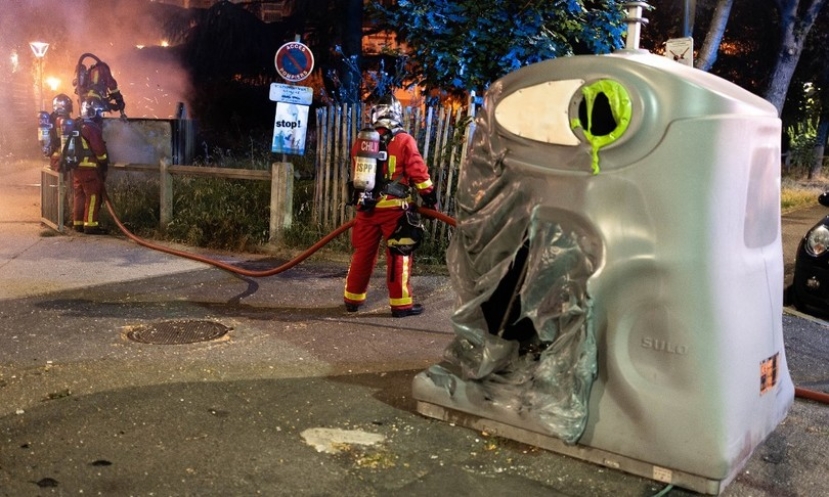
{"left": 113, "top": 92, "right": 126, "bottom": 112}
{"left": 421, "top": 189, "right": 439, "bottom": 210}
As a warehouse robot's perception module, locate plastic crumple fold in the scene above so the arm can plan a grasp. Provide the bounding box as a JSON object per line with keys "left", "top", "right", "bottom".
{"left": 436, "top": 92, "right": 598, "bottom": 443}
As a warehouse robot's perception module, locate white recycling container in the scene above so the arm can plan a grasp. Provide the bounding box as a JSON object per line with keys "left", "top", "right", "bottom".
{"left": 413, "top": 49, "right": 794, "bottom": 495}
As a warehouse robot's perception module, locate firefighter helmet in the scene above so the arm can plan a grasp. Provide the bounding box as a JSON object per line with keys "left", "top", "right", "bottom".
{"left": 81, "top": 96, "right": 106, "bottom": 121}
{"left": 52, "top": 94, "right": 73, "bottom": 117}
{"left": 370, "top": 94, "right": 403, "bottom": 129}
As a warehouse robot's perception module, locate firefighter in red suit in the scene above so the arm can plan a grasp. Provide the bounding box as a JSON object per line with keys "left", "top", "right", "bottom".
{"left": 86, "top": 60, "right": 125, "bottom": 116}
{"left": 74, "top": 54, "right": 126, "bottom": 118}
{"left": 344, "top": 95, "right": 439, "bottom": 317}
{"left": 73, "top": 97, "right": 110, "bottom": 234}
{"left": 47, "top": 94, "right": 74, "bottom": 171}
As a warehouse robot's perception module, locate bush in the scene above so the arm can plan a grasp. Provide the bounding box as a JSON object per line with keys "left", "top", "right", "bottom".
{"left": 785, "top": 120, "right": 819, "bottom": 177}
{"left": 104, "top": 172, "right": 162, "bottom": 237}
{"left": 166, "top": 176, "right": 271, "bottom": 251}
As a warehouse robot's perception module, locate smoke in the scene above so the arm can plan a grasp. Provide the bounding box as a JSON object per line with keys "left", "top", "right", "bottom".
{"left": 1, "top": 0, "right": 192, "bottom": 157}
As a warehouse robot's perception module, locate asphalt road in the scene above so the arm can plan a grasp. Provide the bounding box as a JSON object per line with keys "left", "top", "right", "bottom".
{"left": 2, "top": 158, "right": 829, "bottom": 497}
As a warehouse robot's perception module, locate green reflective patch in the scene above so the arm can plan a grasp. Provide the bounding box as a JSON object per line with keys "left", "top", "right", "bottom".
{"left": 571, "top": 80, "right": 632, "bottom": 175}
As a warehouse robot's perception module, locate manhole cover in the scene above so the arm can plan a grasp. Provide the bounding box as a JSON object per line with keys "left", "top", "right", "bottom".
{"left": 125, "top": 320, "right": 230, "bottom": 345}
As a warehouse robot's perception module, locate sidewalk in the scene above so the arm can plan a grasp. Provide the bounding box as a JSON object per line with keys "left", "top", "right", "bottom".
{"left": 2, "top": 158, "right": 829, "bottom": 497}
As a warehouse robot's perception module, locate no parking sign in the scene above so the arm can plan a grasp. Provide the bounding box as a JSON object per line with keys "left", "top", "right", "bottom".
{"left": 274, "top": 42, "right": 314, "bottom": 83}
{"left": 271, "top": 41, "right": 314, "bottom": 155}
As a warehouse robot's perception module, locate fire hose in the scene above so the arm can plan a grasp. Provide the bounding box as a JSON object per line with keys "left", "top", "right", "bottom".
{"left": 103, "top": 193, "right": 828, "bottom": 406}
{"left": 103, "top": 192, "right": 455, "bottom": 278}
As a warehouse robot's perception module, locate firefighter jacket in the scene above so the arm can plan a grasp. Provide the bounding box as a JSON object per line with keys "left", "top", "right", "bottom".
{"left": 86, "top": 62, "right": 125, "bottom": 113}
{"left": 48, "top": 115, "right": 70, "bottom": 172}
{"left": 78, "top": 120, "right": 108, "bottom": 170}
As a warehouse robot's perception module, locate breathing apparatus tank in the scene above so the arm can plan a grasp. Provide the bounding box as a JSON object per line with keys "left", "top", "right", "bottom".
{"left": 60, "top": 117, "right": 80, "bottom": 170}
{"left": 38, "top": 111, "right": 54, "bottom": 157}
{"left": 352, "top": 128, "right": 385, "bottom": 195}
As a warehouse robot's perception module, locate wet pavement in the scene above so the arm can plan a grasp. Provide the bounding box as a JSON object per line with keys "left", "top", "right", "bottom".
{"left": 2, "top": 158, "right": 829, "bottom": 496}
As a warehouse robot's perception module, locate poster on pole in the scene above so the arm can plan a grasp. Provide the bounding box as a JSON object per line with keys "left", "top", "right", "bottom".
{"left": 271, "top": 102, "right": 309, "bottom": 155}
{"left": 664, "top": 37, "right": 694, "bottom": 67}
{"left": 269, "top": 83, "right": 313, "bottom": 105}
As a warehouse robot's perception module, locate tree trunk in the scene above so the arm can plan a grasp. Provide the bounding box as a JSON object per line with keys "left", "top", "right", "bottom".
{"left": 340, "top": 0, "right": 363, "bottom": 103}
{"left": 695, "top": 0, "right": 734, "bottom": 71}
{"left": 811, "top": 107, "right": 829, "bottom": 178}
{"left": 764, "top": 0, "right": 827, "bottom": 115}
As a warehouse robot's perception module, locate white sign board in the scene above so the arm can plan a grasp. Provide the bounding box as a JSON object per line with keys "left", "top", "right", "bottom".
{"left": 271, "top": 102, "right": 309, "bottom": 155}
{"left": 269, "top": 83, "right": 313, "bottom": 105}
{"left": 664, "top": 37, "right": 694, "bottom": 67}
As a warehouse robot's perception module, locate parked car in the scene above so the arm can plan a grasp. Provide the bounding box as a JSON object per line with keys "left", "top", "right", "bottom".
{"left": 790, "top": 193, "right": 829, "bottom": 317}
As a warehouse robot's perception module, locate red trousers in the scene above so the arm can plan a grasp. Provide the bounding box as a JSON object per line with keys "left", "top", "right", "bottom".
{"left": 72, "top": 167, "right": 103, "bottom": 228}
{"left": 344, "top": 208, "right": 414, "bottom": 310}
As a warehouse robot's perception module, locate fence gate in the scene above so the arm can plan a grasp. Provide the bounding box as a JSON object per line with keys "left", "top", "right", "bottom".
{"left": 40, "top": 168, "right": 66, "bottom": 232}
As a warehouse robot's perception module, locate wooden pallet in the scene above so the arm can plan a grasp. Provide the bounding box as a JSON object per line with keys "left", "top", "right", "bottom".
{"left": 416, "top": 400, "right": 727, "bottom": 495}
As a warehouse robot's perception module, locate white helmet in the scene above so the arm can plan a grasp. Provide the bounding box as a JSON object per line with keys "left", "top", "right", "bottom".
{"left": 370, "top": 94, "right": 403, "bottom": 129}
{"left": 52, "top": 94, "right": 73, "bottom": 117}
{"left": 81, "top": 96, "right": 106, "bottom": 121}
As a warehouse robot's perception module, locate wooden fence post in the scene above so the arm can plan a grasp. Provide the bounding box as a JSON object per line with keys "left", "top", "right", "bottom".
{"left": 270, "top": 161, "right": 294, "bottom": 243}
{"left": 159, "top": 158, "right": 172, "bottom": 229}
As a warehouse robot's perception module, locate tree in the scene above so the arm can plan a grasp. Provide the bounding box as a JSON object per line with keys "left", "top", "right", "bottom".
{"left": 339, "top": 0, "right": 363, "bottom": 103}
{"left": 780, "top": 7, "right": 829, "bottom": 177}
{"left": 764, "top": 0, "right": 828, "bottom": 115}
{"left": 695, "top": 0, "right": 734, "bottom": 71}
{"left": 371, "top": 0, "right": 626, "bottom": 95}
{"left": 813, "top": 77, "right": 829, "bottom": 177}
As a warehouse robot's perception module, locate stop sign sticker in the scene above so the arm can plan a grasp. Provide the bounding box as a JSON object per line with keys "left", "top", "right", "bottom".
{"left": 275, "top": 42, "right": 314, "bottom": 83}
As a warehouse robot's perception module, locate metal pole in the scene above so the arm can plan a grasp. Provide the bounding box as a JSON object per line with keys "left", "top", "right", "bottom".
{"left": 38, "top": 58, "right": 43, "bottom": 111}
{"left": 623, "top": 2, "right": 652, "bottom": 51}
{"left": 682, "top": 0, "right": 697, "bottom": 38}
{"left": 29, "top": 42, "right": 49, "bottom": 112}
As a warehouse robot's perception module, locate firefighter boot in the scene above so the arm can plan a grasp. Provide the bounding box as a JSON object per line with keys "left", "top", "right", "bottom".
{"left": 391, "top": 304, "right": 424, "bottom": 318}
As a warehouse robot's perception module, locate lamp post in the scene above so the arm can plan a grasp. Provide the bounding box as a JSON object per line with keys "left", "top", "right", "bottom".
{"left": 29, "top": 41, "right": 49, "bottom": 111}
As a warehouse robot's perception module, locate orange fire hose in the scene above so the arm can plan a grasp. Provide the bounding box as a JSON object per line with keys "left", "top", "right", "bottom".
{"left": 103, "top": 193, "right": 454, "bottom": 278}
{"left": 104, "top": 193, "right": 828, "bottom": 405}
{"left": 795, "top": 387, "right": 829, "bottom": 404}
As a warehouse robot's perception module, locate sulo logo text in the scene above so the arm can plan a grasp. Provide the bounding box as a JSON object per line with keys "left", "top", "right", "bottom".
{"left": 641, "top": 337, "right": 688, "bottom": 355}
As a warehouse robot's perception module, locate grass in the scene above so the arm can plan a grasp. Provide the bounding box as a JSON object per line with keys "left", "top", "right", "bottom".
{"left": 781, "top": 177, "right": 826, "bottom": 214}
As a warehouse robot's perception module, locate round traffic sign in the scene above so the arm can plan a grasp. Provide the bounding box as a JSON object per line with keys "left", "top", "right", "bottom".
{"left": 275, "top": 42, "right": 314, "bottom": 83}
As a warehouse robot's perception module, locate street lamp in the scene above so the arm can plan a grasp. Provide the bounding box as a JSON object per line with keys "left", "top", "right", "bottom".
{"left": 29, "top": 41, "right": 49, "bottom": 111}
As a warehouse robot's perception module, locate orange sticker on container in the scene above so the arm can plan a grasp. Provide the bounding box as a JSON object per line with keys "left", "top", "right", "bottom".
{"left": 760, "top": 353, "right": 779, "bottom": 395}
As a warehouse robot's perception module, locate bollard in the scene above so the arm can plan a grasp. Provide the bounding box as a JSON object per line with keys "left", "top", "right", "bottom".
{"left": 269, "top": 162, "right": 294, "bottom": 244}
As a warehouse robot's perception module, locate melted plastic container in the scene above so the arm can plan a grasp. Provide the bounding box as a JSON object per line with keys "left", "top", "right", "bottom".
{"left": 413, "top": 50, "right": 793, "bottom": 494}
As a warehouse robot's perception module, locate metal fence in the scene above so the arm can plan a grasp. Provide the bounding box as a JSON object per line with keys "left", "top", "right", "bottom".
{"left": 313, "top": 95, "right": 479, "bottom": 240}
